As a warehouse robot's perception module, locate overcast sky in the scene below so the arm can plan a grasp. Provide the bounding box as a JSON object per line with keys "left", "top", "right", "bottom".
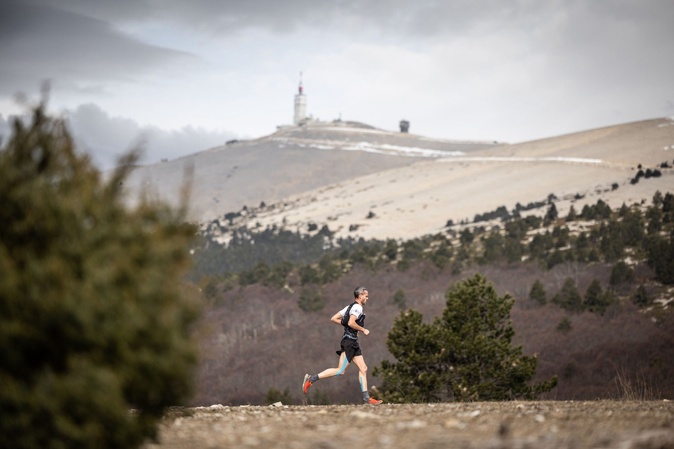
{"left": 2, "top": 0, "right": 673, "bottom": 170}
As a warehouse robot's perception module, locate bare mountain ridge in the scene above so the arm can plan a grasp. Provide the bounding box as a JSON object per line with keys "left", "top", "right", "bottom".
{"left": 124, "top": 118, "right": 674, "bottom": 241}
{"left": 123, "top": 121, "right": 496, "bottom": 223}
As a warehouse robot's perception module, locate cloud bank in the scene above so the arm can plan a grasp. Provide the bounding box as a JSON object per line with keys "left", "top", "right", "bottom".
{"left": 1, "top": 0, "right": 673, "bottom": 165}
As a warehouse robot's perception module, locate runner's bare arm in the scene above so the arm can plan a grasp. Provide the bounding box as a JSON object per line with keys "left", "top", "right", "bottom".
{"left": 330, "top": 312, "right": 343, "bottom": 325}
{"left": 348, "top": 315, "right": 369, "bottom": 335}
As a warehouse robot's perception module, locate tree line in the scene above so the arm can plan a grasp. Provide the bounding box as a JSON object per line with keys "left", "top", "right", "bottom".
{"left": 194, "top": 192, "right": 674, "bottom": 314}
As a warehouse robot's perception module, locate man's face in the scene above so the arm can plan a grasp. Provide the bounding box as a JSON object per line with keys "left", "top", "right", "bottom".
{"left": 360, "top": 290, "right": 369, "bottom": 304}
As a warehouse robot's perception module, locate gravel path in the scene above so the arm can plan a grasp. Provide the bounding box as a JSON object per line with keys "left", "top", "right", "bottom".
{"left": 146, "top": 401, "right": 673, "bottom": 449}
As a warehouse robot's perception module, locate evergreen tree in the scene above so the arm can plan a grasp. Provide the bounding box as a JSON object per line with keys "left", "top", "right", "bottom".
{"left": 621, "top": 208, "right": 645, "bottom": 246}
{"left": 383, "top": 239, "right": 398, "bottom": 261}
{"left": 552, "top": 278, "right": 583, "bottom": 312}
{"left": 459, "top": 228, "right": 474, "bottom": 246}
{"left": 645, "top": 233, "right": 674, "bottom": 284}
{"left": 529, "top": 280, "right": 547, "bottom": 305}
{"left": 392, "top": 289, "right": 407, "bottom": 310}
{"left": 430, "top": 240, "right": 453, "bottom": 269}
{"left": 298, "top": 286, "right": 325, "bottom": 312}
{"left": 583, "top": 279, "right": 612, "bottom": 313}
{"left": 504, "top": 237, "right": 524, "bottom": 263}
{"left": 374, "top": 274, "right": 557, "bottom": 402}
{"left": 529, "top": 232, "right": 553, "bottom": 259}
{"left": 0, "top": 101, "right": 198, "bottom": 448}
{"left": 566, "top": 205, "right": 577, "bottom": 221}
{"left": 632, "top": 284, "right": 651, "bottom": 307}
{"left": 646, "top": 205, "right": 663, "bottom": 234}
{"left": 556, "top": 317, "right": 572, "bottom": 334}
{"left": 481, "top": 232, "right": 505, "bottom": 263}
{"left": 544, "top": 203, "right": 558, "bottom": 224}
{"left": 600, "top": 220, "right": 626, "bottom": 261}
{"left": 609, "top": 261, "right": 635, "bottom": 285}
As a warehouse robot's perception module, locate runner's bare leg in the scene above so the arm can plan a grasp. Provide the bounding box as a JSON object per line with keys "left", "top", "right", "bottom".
{"left": 317, "top": 352, "right": 350, "bottom": 379}
{"left": 352, "top": 355, "right": 368, "bottom": 393}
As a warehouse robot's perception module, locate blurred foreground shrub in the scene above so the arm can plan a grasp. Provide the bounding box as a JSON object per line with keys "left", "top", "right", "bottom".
{"left": 0, "top": 101, "right": 199, "bottom": 448}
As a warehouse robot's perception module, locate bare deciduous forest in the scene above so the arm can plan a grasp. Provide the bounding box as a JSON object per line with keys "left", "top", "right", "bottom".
{"left": 192, "top": 260, "right": 674, "bottom": 406}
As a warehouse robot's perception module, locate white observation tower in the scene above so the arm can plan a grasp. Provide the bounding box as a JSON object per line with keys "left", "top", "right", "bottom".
{"left": 293, "top": 72, "right": 307, "bottom": 125}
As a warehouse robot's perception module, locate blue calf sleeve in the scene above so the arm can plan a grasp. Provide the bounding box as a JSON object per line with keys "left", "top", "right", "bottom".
{"left": 335, "top": 357, "right": 348, "bottom": 376}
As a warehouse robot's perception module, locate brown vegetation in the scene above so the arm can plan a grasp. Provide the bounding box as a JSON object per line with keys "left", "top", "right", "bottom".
{"left": 192, "top": 261, "right": 674, "bottom": 406}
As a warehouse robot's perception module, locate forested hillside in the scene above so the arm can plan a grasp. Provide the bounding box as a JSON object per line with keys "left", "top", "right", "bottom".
{"left": 190, "top": 191, "right": 674, "bottom": 405}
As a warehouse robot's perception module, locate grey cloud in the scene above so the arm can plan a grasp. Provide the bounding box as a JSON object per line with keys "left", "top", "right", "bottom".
{"left": 65, "top": 104, "right": 236, "bottom": 170}
{"left": 14, "top": 0, "right": 551, "bottom": 38}
{"left": 1, "top": 105, "right": 235, "bottom": 170}
{"left": 0, "top": 0, "right": 195, "bottom": 96}
{"left": 12, "top": 1, "right": 674, "bottom": 43}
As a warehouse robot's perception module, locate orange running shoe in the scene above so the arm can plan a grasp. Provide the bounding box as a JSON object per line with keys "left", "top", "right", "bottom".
{"left": 302, "top": 374, "right": 313, "bottom": 394}
{"left": 366, "top": 398, "right": 383, "bottom": 405}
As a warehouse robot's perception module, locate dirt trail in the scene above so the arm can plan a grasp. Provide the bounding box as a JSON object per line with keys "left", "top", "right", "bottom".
{"left": 146, "top": 401, "right": 673, "bottom": 449}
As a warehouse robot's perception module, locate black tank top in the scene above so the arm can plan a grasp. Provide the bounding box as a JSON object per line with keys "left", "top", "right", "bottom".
{"left": 342, "top": 302, "right": 366, "bottom": 340}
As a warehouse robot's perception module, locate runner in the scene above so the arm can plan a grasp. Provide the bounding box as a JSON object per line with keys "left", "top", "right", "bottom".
{"left": 302, "top": 286, "right": 383, "bottom": 405}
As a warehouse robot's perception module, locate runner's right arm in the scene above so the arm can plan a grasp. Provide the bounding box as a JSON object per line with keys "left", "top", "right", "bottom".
{"left": 348, "top": 314, "right": 369, "bottom": 336}
{"left": 330, "top": 311, "right": 343, "bottom": 325}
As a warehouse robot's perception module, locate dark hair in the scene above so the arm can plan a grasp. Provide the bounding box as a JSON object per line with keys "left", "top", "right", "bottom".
{"left": 353, "top": 286, "right": 367, "bottom": 298}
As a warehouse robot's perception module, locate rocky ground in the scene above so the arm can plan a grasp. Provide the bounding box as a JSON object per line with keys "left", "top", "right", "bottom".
{"left": 145, "top": 401, "right": 673, "bottom": 449}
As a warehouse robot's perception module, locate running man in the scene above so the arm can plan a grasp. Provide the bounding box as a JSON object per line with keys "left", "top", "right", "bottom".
{"left": 302, "top": 286, "right": 383, "bottom": 405}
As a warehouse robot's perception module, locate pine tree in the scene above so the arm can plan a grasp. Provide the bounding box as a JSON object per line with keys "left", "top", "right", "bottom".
{"left": 566, "top": 204, "right": 577, "bottom": 221}
{"left": 552, "top": 278, "right": 583, "bottom": 312}
{"left": 544, "top": 203, "right": 558, "bottom": 224}
{"left": 645, "top": 232, "right": 674, "bottom": 285}
{"left": 529, "top": 279, "right": 547, "bottom": 305}
{"left": 392, "top": 289, "right": 407, "bottom": 310}
{"left": 610, "top": 261, "right": 635, "bottom": 285}
{"left": 583, "top": 279, "right": 612, "bottom": 313}
{"left": 374, "top": 274, "right": 557, "bottom": 402}
{"left": 632, "top": 284, "right": 651, "bottom": 307}
{"left": 0, "top": 101, "right": 198, "bottom": 449}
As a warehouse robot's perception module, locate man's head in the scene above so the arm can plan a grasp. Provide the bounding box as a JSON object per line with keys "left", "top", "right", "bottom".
{"left": 354, "top": 286, "right": 368, "bottom": 304}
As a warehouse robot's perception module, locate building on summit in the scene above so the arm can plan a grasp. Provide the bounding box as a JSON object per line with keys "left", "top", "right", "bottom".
{"left": 288, "top": 72, "right": 403, "bottom": 132}
{"left": 294, "top": 73, "right": 307, "bottom": 125}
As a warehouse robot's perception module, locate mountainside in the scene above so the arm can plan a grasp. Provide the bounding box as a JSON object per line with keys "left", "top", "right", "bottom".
{"left": 122, "top": 121, "right": 496, "bottom": 224}
{"left": 213, "top": 118, "right": 674, "bottom": 242}
{"left": 178, "top": 118, "right": 674, "bottom": 406}
{"left": 124, "top": 117, "right": 674, "bottom": 243}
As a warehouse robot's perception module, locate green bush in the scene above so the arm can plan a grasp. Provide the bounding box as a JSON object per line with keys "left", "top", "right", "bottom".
{"left": 0, "top": 102, "right": 198, "bottom": 449}
{"left": 529, "top": 280, "right": 547, "bottom": 305}
{"left": 556, "top": 317, "right": 572, "bottom": 334}
{"left": 392, "top": 289, "right": 407, "bottom": 310}
{"left": 264, "top": 387, "right": 293, "bottom": 405}
{"left": 374, "top": 274, "right": 557, "bottom": 402}
{"left": 632, "top": 285, "right": 652, "bottom": 307}
{"left": 298, "top": 287, "right": 325, "bottom": 312}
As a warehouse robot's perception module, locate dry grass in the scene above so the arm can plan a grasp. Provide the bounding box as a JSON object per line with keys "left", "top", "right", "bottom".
{"left": 614, "top": 368, "right": 659, "bottom": 401}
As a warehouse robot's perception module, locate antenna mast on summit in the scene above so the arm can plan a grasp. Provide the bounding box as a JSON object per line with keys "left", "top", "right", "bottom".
{"left": 294, "top": 71, "right": 307, "bottom": 125}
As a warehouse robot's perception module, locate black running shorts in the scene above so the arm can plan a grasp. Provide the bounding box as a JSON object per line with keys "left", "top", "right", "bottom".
{"left": 336, "top": 338, "right": 362, "bottom": 362}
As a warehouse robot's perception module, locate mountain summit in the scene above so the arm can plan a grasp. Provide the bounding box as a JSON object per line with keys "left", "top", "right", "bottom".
{"left": 124, "top": 118, "right": 674, "bottom": 241}
{"left": 122, "top": 121, "right": 496, "bottom": 223}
